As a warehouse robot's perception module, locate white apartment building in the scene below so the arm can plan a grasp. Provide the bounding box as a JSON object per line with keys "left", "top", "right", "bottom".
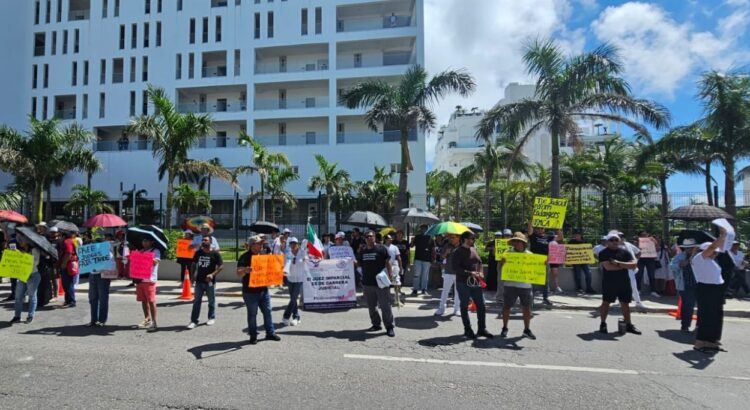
{"left": 432, "top": 83, "right": 620, "bottom": 176}
{"left": 0, "top": 0, "right": 425, "bottom": 227}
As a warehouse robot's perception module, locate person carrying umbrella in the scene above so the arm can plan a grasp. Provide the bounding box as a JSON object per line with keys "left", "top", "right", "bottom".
{"left": 452, "top": 231, "right": 493, "bottom": 340}
{"left": 9, "top": 232, "right": 43, "bottom": 324}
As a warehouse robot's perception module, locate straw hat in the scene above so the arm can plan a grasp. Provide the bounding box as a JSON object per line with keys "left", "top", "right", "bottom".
{"left": 508, "top": 232, "right": 528, "bottom": 244}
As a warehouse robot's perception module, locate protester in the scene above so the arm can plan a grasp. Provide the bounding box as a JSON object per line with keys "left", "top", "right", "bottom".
{"left": 176, "top": 230, "right": 195, "bottom": 284}
{"left": 273, "top": 228, "right": 291, "bottom": 255}
{"left": 691, "top": 227, "right": 728, "bottom": 353}
{"left": 321, "top": 234, "right": 331, "bottom": 258}
{"left": 435, "top": 233, "right": 460, "bottom": 316}
{"left": 48, "top": 226, "right": 61, "bottom": 296}
{"left": 598, "top": 232, "right": 641, "bottom": 335}
{"left": 728, "top": 241, "right": 749, "bottom": 298}
{"left": 653, "top": 236, "right": 672, "bottom": 295}
{"left": 392, "top": 230, "right": 410, "bottom": 284}
{"left": 350, "top": 228, "right": 364, "bottom": 253}
{"left": 527, "top": 225, "right": 552, "bottom": 307}
{"left": 10, "top": 233, "right": 42, "bottom": 324}
{"left": 356, "top": 230, "right": 395, "bottom": 337}
{"left": 282, "top": 237, "right": 306, "bottom": 326}
{"left": 619, "top": 232, "right": 646, "bottom": 309}
{"left": 136, "top": 237, "right": 160, "bottom": 331}
{"left": 410, "top": 224, "right": 434, "bottom": 296}
{"left": 452, "top": 231, "right": 492, "bottom": 340}
{"left": 237, "top": 235, "right": 280, "bottom": 344}
{"left": 670, "top": 238, "right": 699, "bottom": 332}
{"left": 87, "top": 238, "right": 114, "bottom": 327}
{"left": 568, "top": 229, "right": 595, "bottom": 294}
{"left": 187, "top": 235, "right": 223, "bottom": 329}
{"left": 190, "top": 224, "right": 220, "bottom": 251}
{"left": 498, "top": 232, "right": 536, "bottom": 339}
{"left": 1, "top": 224, "right": 18, "bottom": 301}
{"left": 593, "top": 236, "right": 607, "bottom": 257}
{"left": 548, "top": 230, "right": 563, "bottom": 293}
{"left": 636, "top": 231, "right": 659, "bottom": 297}
{"left": 58, "top": 230, "right": 79, "bottom": 308}
{"left": 383, "top": 234, "right": 403, "bottom": 307}
{"left": 495, "top": 229, "right": 513, "bottom": 305}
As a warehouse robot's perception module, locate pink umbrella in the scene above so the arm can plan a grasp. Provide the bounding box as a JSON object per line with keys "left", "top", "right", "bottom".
{"left": 0, "top": 210, "right": 28, "bottom": 224}
{"left": 84, "top": 213, "right": 128, "bottom": 228}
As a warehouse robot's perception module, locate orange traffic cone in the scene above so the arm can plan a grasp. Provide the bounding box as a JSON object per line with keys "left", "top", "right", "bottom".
{"left": 177, "top": 268, "right": 193, "bottom": 301}
{"left": 468, "top": 299, "right": 477, "bottom": 312}
{"left": 57, "top": 277, "right": 65, "bottom": 297}
{"left": 668, "top": 296, "right": 682, "bottom": 318}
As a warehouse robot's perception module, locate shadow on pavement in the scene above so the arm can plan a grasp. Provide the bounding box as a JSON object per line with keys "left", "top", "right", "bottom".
{"left": 281, "top": 329, "right": 383, "bottom": 342}
{"left": 418, "top": 334, "right": 468, "bottom": 347}
{"left": 656, "top": 329, "right": 695, "bottom": 345}
{"left": 218, "top": 301, "right": 245, "bottom": 310}
{"left": 673, "top": 349, "right": 716, "bottom": 369}
{"left": 473, "top": 336, "right": 524, "bottom": 350}
{"left": 187, "top": 340, "right": 247, "bottom": 360}
{"left": 576, "top": 330, "right": 624, "bottom": 342}
{"left": 156, "top": 301, "right": 194, "bottom": 308}
{"left": 23, "top": 324, "right": 134, "bottom": 337}
{"left": 394, "top": 315, "right": 439, "bottom": 330}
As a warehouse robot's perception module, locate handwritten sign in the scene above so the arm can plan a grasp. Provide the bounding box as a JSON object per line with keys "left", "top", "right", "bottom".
{"left": 249, "top": 254, "right": 284, "bottom": 287}
{"left": 328, "top": 245, "right": 355, "bottom": 259}
{"left": 494, "top": 239, "right": 511, "bottom": 260}
{"left": 128, "top": 250, "right": 155, "bottom": 280}
{"left": 175, "top": 239, "right": 196, "bottom": 259}
{"left": 531, "top": 197, "right": 568, "bottom": 229}
{"left": 548, "top": 242, "right": 566, "bottom": 264}
{"left": 501, "top": 252, "right": 548, "bottom": 285}
{"left": 77, "top": 242, "right": 114, "bottom": 274}
{"left": 0, "top": 250, "right": 34, "bottom": 282}
{"left": 638, "top": 238, "right": 657, "bottom": 258}
{"left": 565, "top": 244, "right": 596, "bottom": 265}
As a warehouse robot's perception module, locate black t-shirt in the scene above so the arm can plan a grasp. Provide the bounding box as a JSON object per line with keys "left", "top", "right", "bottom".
{"left": 412, "top": 235, "right": 434, "bottom": 262}
{"left": 568, "top": 238, "right": 585, "bottom": 245}
{"left": 350, "top": 236, "right": 365, "bottom": 254}
{"left": 237, "top": 251, "right": 265, "bottom": 293}
{"left": 392, "top": 239, "right": 410, "bottom": 265}
{"left": 452, "top": 246, "right": 482, "bottom": 282}
{"left": 356, "top": 244, "right": 389, "bottom": 286}
{"left": 192, "top": 248, "right": 223, "bottom": 283}
{"left": 598, "top": 247, "right": 633, "bottom": 276}
{"left": 529, "top": 233, "right": 549, "bottom": 255}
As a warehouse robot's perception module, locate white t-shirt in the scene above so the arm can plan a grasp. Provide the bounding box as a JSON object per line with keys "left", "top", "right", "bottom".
{"left": 731, "top": 250, "right": 745, "bottom": 268}
{"left": 142, "top": 248, "right": 161, "bottom": 283}
{"left": 387, "top": 244, "right": 400, "bottom": 265}
{"left": 284, "top": 250, "right": 308, "bottom": 283}
{"left": 690, "top": 253, "right": 724, "bottom": 285}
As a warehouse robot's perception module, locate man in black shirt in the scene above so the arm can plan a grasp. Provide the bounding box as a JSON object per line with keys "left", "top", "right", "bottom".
{"left": 356, "top": 230, "right": 395, "bottom": 337}
{"left": 527, "top": 225, "right": 552, "bottom": 307}
{"left": 569, "top": 229, "right": 595, "bottom": 294}
{"left": 598, "top": 232, "right": 641, "bottom": 335}
{"left": 410, "top": 224, "right": 435, "bottom": 296}
{"left": 237, "top": 235, "right": 280, "bottom": 344}
{"left": 187, "top": 236, "right": 223, "bottom": 329}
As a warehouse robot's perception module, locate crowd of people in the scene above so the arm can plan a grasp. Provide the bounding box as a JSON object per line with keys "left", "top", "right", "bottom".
{"left": 1, "top": 220, "right": 745, "bottom": 354}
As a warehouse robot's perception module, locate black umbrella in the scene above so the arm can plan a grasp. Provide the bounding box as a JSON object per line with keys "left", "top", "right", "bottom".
{"left": 667, "top": 205, "right": 735, "bottom": 221}
{"left": 345, "top": 211, "right": 389, "bottom": 228}
{"left": 249, "top": 220, "right": 279, "bottom": 234}
{"left": 398, "top": 208, "right": 440, "bottom": 225}
{"left": 676, "top": 229, "right": 716, "bottom": 246}
{"left": 15, "top": 226, "right": 58, "bottom": 260}
{"left": 460, "top": 222, "right": 484, "bottom": 232}
{"left": 127, "top": 225, "right": 169, "bottom": 252}
{"left": 51, "top": 220, "right": 79, "bottom": 234}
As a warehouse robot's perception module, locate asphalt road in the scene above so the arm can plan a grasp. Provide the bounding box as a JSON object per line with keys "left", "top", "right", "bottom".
{"left": 1, "top": 293, "right": 749, "bottom": 410}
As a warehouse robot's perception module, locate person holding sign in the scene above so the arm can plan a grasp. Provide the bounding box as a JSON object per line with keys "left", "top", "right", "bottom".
{"left": 237, "top": 235, "right": 280, "bottom": 344}
{"left": 9, "top": 233, "right": 41, "bottom": 324}
{"left": 598, "top": 233, "right": 641, "bottom": 335}
{"left": 176, "top": 230, "right": 195, "bottom": 284}
{"left": 282, "top": 237, "right": 307, "bottom": 326}
{"left": 86, "top": 239, "right": 115, "bottom": 327}
{"left": 691, "top": 226, "right": 729, "bottom": 353}
{"left": 498, "top": 232, "right": 537, "bottom": 339}
{"left": 134, "top": 237, "right": 160, "bottom": 332}
{"left": 568, "top": 229, "right": 595, "bottom": 294}
{"left": 452, "top": 231, "right": 492, "bottom": 340}
{"left": 527, "top": 224, "right": 553, "bottom": 307}
{"left": 186, "top": 236, "right": 223, "bottom": 329}
{"left": 636, "top": 231, "right": 660, "bottom": 297}
{"left": 357, "top": 231, "right": 395, "bottom": 337}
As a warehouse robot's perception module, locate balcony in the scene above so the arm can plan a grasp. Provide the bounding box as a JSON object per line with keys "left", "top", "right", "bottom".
{"left": 255, "top": 59, "right": 329, "bottom": 75}
{"left": 68, "top": 0, "right": 91, "bottom": 21}
{"left": 337, "top": 37, "right": 416, "bottom": 70}
{"left": 254, "top": 43, "right": 329, "bottom": 76}
{"left": 336, "top": 0, "right": 416, "bottom": 32}
{"left": 202, "top": 51, "right": 228, "bottom": 78}
{"left": 68, "top": 9, "right": 90, "bottom": 21}
{"left": 202, "top": 66, "right": 228, "bottom": 78}
{"left": 112, "top": 70, "right": 124, "bottom": 84}
{"left": 177, "top": 99, "right": 246, "bottom": 114}
{"left": 254, "top": 96, "right": 328, "bottom": 111}
{"left": 336, "top": 130, "right": 417, "bottom": 144}
{"left": 211, "top": 0, "right": 228, "bottom": 6}
{"left": 255, "top": 133, "right": 329, "bottom": 146}
{"left": 94, "top": 139, "right": 152, "bottom": 152}
{"left": 54, "top": 108, "right": 76, "bottom": 120}
{"left": 197, "top": 135, "right": 241, "bottom": 149}
{"left": 337, "top": 15, "right": 413, "bottom": 32}
{"left": 338, "top": 51, "right": 414, "bottom": 69}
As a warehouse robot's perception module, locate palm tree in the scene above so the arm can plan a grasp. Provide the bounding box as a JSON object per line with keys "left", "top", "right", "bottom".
{"left": 477, "top": 39, "right": 670, "bottom": 198}
{"left": 308, "top": 154, "right": 352, "bottom": 231}
{"left": 590, "top": 136, "right": 632, "bottom": 231}
{"left": 127, "top": 85, "right": 232, "bottom": 228}
{"left": 0, "top": 190, "right": 24, "bottom": 211}
{"left": 260, "top": 166, "right": 299, "bottom": 223}
{"left": 0, "top": 118, "right": 101, "bottom": 223}
{"left": 442, "top": 167, "right": 475, "bottom": 221}
{"left": 561, "top": 151, "right": 607, "bottom": 229}
{"left": 235, "top": 132, "right": 291, "bottom": 221}
{"left": 172, "top": 183, "right": 211, "bottom": 222}
{"left": 340, "top": 65, "right": 476, "bottom": 212}
{"left": 64, "top": 184, "right": 115, "bottom": 217}
{"left": 426, "top": 170, "right": 452, "bottom": 218}
{"left": 354, "top": 166, "right": 398, "bottom": 216}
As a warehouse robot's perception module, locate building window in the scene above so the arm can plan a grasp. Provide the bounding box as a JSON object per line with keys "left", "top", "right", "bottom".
{"left": 130, "top": 57, "right": 136, "bottom": 82}
{"left": 74, "top": 29, "right": 79, "bottom": 53}
{"left": 131, "top": 24, "right": 137, "bottom": 48}
{"left": 188, "top": 53, "right": 194, "bottom": 78}
{"left": 114, "top": 0, "right": 120, "bottom": 17}
{"left": 112, "top": 58, "right": 123, "bottom": 83}
{"left": 254, "top": 13, "right": 260, "bottom": 39}
{"left": 45, "top": 0, "right": 50, "bottom": 23}
{"left": 83, "top": 61, "right": 89, "bottom": 85}
{"left": 42, "top": 96, "right": 48, "bottom": 119}
{"left": 72, "top": 61, "right": 77, "bottom": 86}
{"left": 56, "top": 0, "right": 61, "bottom": 22}
{"left": 175, "top": 54, "right": 181, "bottom": 79}
{"left": 32, "top": 65, "right": 38, "bottom": 89}
{"left": 82, "top": 94, "right": 88, "bottom": 119}
{"left": 99, "top": 93, "right": 105, "bottom": 118}
{"left": 315, "top": 7, "right": 322, "bottom": 34}
{"left": 119, "top": 25, "right": 125, "bottom": 49}
{"left": 236, "top": 0, "right": 241, "bottom": 5}
{"left": 35, "top": 1, "right": 40, "bottom": 25}
{"left": 51, "top": 31, "right": 57, "bottom": 55}
{"left": 145, "top": 0, "right": 151, "bottom": 14}
{"left": 32, "top": 97, "right": 37, "bottom": 119}
{"left": 62, "top": 30, "right": 68, "bottom": 54}
{"left": 143, "top": 22, "right": 149, "bottom": 48}
{"left": 102, "top": 0, "right": 107, "bottom": 18}
{"left": 100, "top": 59, "right": 106, "bottom": 84}
{"left": 156, "top": 22, "right": 161, "bottom": 46}
{"left": 142, "top": 56, "right": 148, "bottom": 81}
{"left": 234, "top": 49, "right": 240, "bottom": 76}
{"left": 267, "top": 12, "right": 274, "bottom": 38}
{"left": 157, "top": 0, "right": 162, "bottom": 13}
{"left": 142, "top": 90, "right": 148, "bottom": 115}
{"left": 301, "top": 8, "right": 307, "bottom": 35}
{"left": 189, "top": 18, "right": 195, "bottom": 43}
{"left": 177, "top": 0, "right": 182, "bottom": 11}
{"left": 43, "top": 64, "right": 49, "bottom": 88}
{"left": 202, "top": 17, "right": 208, "bottom": 43}
{"left": 34, "top": 32, "right": 45, "bottom": 57}
{"left": 216, "top": 16, "right": 222, "bottom": 42}
{"left": 129, "top": 91, "right": 136, "bottom": 116}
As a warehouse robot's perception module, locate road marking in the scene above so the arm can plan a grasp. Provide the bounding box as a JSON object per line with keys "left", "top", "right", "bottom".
{"left": 344, "top": 354, "right": 639, "bottom": 375}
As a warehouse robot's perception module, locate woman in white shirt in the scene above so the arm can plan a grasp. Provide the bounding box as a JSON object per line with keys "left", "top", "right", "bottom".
{"left": 690, "top": 226, "right": 728, "bottom": 353}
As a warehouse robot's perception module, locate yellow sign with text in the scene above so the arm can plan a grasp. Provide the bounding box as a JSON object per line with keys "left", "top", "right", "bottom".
{"left": 501, "top": 252, "right": 548, "bottom": 285}
{"left": 531, "top": 197, "right": 568, "bottom": 229}
{"left": 564, "top": 244, "right": 596, "bottom": 265}
{"left": 494, "top": 239, "right": 511, "bottom": 260}
{"left": 0, "top": 250, "right": 34, "bottom": 282}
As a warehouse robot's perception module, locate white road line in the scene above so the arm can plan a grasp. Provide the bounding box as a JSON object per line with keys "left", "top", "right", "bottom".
{"left": 344, "top": 354, "right": 639, "bottom": 375}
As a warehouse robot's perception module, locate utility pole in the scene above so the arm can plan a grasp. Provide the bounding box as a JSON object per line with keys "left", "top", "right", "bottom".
{"left": 132, "top": 184, "right": 137, "bottom": 226}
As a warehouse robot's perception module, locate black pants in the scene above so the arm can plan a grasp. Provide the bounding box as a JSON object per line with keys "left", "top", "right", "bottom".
{"left": 695, "top": 283, "right": 724, "bottom": 343}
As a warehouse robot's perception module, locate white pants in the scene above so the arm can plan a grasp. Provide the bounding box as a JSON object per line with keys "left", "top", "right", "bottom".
{"left": 436, "top": 272, "right": 459, "bottom": 315}
{"left": 629, "top": 269, "right": 642, "bottom": 304}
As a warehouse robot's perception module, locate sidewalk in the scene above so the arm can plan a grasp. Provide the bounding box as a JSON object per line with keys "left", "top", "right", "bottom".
{"left": 9, "top": 279, "right": 747, "bottom": 318}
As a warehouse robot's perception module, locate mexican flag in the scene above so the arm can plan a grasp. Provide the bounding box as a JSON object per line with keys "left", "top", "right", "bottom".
{"left": 306, "top": 223, "right": 324, "bottom": 259}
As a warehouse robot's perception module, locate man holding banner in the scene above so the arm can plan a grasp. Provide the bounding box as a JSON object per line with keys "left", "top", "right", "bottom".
{"left": 498, "top": 232, "right": 539, "bottom": 339}
{"left": 237, "top": 235, "right": 281, "bottom": 344}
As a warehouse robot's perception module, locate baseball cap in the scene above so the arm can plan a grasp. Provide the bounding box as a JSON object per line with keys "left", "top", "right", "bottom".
{"left": 606, "top": 233, "right": 620, "bottom": 241}
{"left": 502, "top": 229, "right": 512, "bottom": 236}
{"left": 283, "top": 228, "right": 291, "bottom": 234}
{"left": 49, "top": 226, "right": 59, "bottom": 233}
{"left": 335, "top": 231, "right": 345, "bottom": 239}
{"left": 246, "top": 235, "right": 263, "bottom": 244}
{"left": 288, "top": 237, "right": 299, "bottom": 244}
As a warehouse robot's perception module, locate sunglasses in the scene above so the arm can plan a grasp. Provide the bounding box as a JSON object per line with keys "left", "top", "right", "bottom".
{"left": 365, "top": 235, "right": 375, "bottom": 238}
{"left": 608, "top": 238, "right": 620, "bottom": 242}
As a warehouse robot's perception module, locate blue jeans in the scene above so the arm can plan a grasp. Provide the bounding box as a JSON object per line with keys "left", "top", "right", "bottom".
{"left": 572, "top": 264, "right": 592, "bottom": 291}
{"left": 283, "top": 281, "right": 303, "bottom": 320}
{"left": 191, "top": 282, "right": 217, "bottom": 323}
{"left": 412, "top": 260, "right": 431, "bottom": 291}
{"left": 61, "top": 270, "right": 79, "bottom": 305}
{"left": 242, "top": 290, "right": 276, "bottom": 337}
{"left": 456, "top": 280, "right": 486, "bottom": 330}
{"left": 679, "top": 287, "right": 696, "bottom": 330}
{"left": 88, "top": 274, "right": 111, "bottom": 323}
{"left": 15, "top": 272, "right": 41, "bottom": 319}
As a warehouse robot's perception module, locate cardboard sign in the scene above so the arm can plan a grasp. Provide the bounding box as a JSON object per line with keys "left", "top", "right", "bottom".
{"left": 303, "top": 258, "right": 357, "bottom": 310}
{"left": 128, "top": 250, "right": 155, "bottom": 280}
{"left": 249, "top": 254, "right": 285, "bottom": 287}
{"left": 77, "top": 242, "right": 114, "bottom": 274}
{"left": 175, "top": 239, "right": 196, "bottom": 259}
{"left": 500, "top": 252, "right": 548, "bottom": 285}
{"left": 531, "top": 197, "right": 568, "bottom": 229}
{"left": 564, "top": 244, "right": 596, "bottom": 265}
{"left": 328, "top": 245, "right": 354, "bottom": 259}
{"left": 548, "top": 242, "right": 566, "bottom": 264}
{"left": 0, "top": 250, "right": 34, "bottom": 282}
{"left": 638, "top": 238, "right": 657, "bottom": 258}
{"left": 494, "top": 239, "right": 511, "bottom": 260}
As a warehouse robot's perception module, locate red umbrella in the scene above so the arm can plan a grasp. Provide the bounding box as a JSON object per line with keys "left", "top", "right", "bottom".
{"left": 0, "top": 210, "right": 28, "bottom": 224}
{"left": 84, "top": 213, "right": 128, "bottom": 228}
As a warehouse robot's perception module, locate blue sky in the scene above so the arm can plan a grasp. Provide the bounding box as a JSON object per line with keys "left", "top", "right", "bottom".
{"left": 423, "top": 0, "right": 750, "bottom": 195}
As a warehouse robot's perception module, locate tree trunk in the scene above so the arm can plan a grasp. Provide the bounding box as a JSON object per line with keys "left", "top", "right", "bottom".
{"left": 602, "top": 189, "right": 609, "bottom": 234}
{"left": 705, "top": 161, "right": 713, "bottom": 206}
{"left": 165, "top": 172, "right": 175, "bottom": 229}
{"left": 34, "top": 181, "right": 44, "bottom": 224}
{"left": 324, "top": 193, "right": 330, "bottom": 233}
{"left": 45, "top": 184, "right": 53, "bottom": 222}
{"left": 550, "top": 132, "right": 561, "bottom": 197}
{"left": 659, "top": 174, "right": 669, "bottom": 244}
{"left": 724, "top": 158, "right": 736, "bottom": 216}
{"left": 259, "top": 176, "right": 266, "bottom": 221}
{"left": 484, "top": 170, "right": 491, "bottom": 239}
{"left": 394, "top": 128, "right": 412, "bottom": 214}
{"left": 577, "top": 186, "right": 583, "bottom": 229}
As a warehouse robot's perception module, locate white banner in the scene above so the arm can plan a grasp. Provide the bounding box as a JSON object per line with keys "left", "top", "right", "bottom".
{"left": 303, "top": 258, "right": 357, "bottom": 310}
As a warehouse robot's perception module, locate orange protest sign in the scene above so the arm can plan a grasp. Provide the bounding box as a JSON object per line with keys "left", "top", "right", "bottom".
{"left": 249, "top": 254, "right": 285, "bottom": 287}
{"left": 176, "top": 239, "right": 196, "bottom": 259}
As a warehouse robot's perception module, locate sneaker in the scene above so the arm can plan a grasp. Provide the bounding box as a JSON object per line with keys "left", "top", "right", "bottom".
{"left": 24, "top": 317, "right": 33, "bottom": 324}
{"left": 600, "top": 322, "right": 608, "bottom": 334}
{"left": 9, "top": 316, "right": 21, "bottom": 324}
{"left": 95, "top": 322, "right": 105, "bottom": 327}
{"left": 126, "top": 282, "right": 135, "bottom": 287}
{"left": 281, "top": 318, "right": 290, "bottom": 326}
{"left": 453, "top": 310, "right": 460, "bottom": 316}
{"left": 207, "top": 319, "right": 216, "bottom": 326}
{"left": 555, "top": 287, "right": 563, "bottom": 293}
{"left": 85, "top": 321, "right": 97, "bottom": 327}
{"left": 477, "top": 329, "right": 494, "bottom": 339}
{"left": 585, "top": 289, "right": 596, "bottom": 294}
{"left": 543, "top": 299, "right": 553, "bottom": 308}
{"left": 266, "top": 333, "right": 281, "bottom": 341}
{"left": 434, "top": 310, "right": 445, "bottom": 316}
{"left": 186, "top": 322, "right": 197, "bottom": 329}
{"left": 290, "top": 318, "right": 299, "bottom": 326}
{"left": 500, "top": 327, "right": 508, "bottom": 338}
{"left": 137, "top": 319, "right": 152, "bottom": 329}
{"left": 635, "top": 302, "right": 647, "bottom": 309}
{"left": 576, "top": 288, "right": 584, "bottom": 294}
{"left": 680, "top": 326, "right": 691, "bottom": 333}
{"left": 366, "top": 325, "right": 383, "bottom": 332}
{"left": 409, "top": 290, "right": 419, "bottom": 296}
{"left": 421, "top": 290, "right": 427, "bottom": 295}
{"left": 147, "top": 323, "right": 158, "bottom": 332}
{"left": 650, "top": 292, "right": 661, "bottom": 298}
{"left": 626, "top": 324, "right": 642, "bottom": 335}
{"left": 249, "top": 336, "right": 258, "bottom": 345}
{"left": 464, "top": 328, "right": 477, "bottom": 339}
{"left": 386, "top": 328, "right": 395, "bottom": 337}
{"left": 523, "top": 329, "right": 537, "bottom": 340}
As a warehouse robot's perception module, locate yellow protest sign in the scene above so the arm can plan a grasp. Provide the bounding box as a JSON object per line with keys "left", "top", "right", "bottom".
{"left": 501, "top": 252, "right": 548, "bottom": 285}
{"left": 564, "top": 244, "right": 596, "bottom": 265}
{"left": 249, "top": 254, "right": 285, "bottom": 287}
{"left": 531, "top": 197, "right": 568, "bottom": 229}
{"left": 494, "top": 239, "right": 511, "bottom": 260}
{"left": 175, "top": 239, "right": 196, "bottom": 259}
{"left": 0, "top": 250, "right": 34, "bottom": 282}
